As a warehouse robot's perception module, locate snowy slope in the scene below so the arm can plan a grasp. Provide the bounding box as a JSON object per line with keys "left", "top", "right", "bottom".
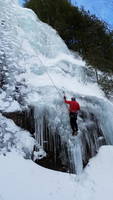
{"left": 0, "top": 113, "right": 35, "bottom": 157}
{"left": 75, "top": 0, "right": 113, "bottom": 29}
{"left": 0, "top": 146, "right": 113, "bottom": 200}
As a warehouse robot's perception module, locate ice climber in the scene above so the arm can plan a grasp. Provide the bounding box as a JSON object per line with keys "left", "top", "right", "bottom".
{"left": 64, "top": 95, "right": 80, "bottom": 136}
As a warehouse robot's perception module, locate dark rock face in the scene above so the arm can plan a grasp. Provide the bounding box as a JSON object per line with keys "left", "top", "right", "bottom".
{"left": 3, "top": 107, "right": 35, "bottom": 134}
{"left": 2, "top": 106, "right": 106, "bottom": 174}
{"left": 37, "top": 138, "right": 69, "bottom": 172}
{"left": 78, "top": 110, "right": 106, "bottom": 167}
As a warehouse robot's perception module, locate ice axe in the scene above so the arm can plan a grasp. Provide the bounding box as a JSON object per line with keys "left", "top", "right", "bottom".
{"left": 62, "top": 90, "right": 66, "bottom": 98}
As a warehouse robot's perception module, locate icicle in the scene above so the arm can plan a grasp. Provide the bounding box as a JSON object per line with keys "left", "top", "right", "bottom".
{"left": 34, "top": 106, "right": 44, "bottom": 148}
{"left": 67, "top": 135, "right": 83, "bottom": 174}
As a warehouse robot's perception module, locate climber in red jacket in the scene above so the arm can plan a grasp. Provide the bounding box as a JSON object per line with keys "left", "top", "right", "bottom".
{"left": 64, "top": 95, "right": 80, "bottom": 136}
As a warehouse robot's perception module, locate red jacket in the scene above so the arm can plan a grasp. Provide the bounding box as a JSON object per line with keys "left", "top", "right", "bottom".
{"left": 64, "top": 100, "right": 80, "bottom": 112}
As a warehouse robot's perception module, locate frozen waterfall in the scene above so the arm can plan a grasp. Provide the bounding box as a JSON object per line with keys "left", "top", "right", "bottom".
{"left": 0, "top": 0, "right": 113, "bottom": 174}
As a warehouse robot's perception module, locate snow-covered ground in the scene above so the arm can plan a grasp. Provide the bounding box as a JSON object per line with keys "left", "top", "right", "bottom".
{"left": 0, "top": 146, "right": 113, "bottom": 200}
{"left": 0, "top": 114, "right": 35, "bottom": 157}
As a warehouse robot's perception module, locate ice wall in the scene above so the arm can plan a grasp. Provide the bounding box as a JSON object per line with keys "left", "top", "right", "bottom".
{"left": 0, "top": 0, "right": 113, "bottom": 173}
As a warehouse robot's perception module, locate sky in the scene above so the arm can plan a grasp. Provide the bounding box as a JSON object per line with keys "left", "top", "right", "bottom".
{"left": 73, "top": 0, "right": 113, "bottom": 29}
{"left": 19, "top": 0, "right": 113, "bottom": 29}
{"left": 19, "top": 0, "right": 25, "bottom": 4}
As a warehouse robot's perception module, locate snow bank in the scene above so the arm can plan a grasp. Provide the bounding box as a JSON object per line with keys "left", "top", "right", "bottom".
{"left": 0, "top": 114, "right": 35, "bottom": 157}
{"left": 79, "top": 145, "right": 113, "bottom": 200}
{"left": 0, "top": 146, "right": 113, "bottom": 200}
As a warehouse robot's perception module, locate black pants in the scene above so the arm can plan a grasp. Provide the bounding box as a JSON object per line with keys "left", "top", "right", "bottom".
{"left": 69, "top": 112, "right": 78, "bottom": 132}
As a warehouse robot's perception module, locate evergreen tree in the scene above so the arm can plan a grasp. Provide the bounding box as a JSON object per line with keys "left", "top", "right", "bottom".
{"left": 25, "top": 0, "right": 113, "bottom": 73}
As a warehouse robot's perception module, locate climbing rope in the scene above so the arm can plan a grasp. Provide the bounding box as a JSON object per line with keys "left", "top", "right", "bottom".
{"left": 45, "top": 68, "right": 63, "bottom": 98}
{"left": 36, "top": 53, "right": 65, "bottom": 99}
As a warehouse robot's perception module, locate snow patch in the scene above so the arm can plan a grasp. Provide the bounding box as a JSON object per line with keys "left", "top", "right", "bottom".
{"left": 0, "top": 146, "right": 113, "bottom": 200}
